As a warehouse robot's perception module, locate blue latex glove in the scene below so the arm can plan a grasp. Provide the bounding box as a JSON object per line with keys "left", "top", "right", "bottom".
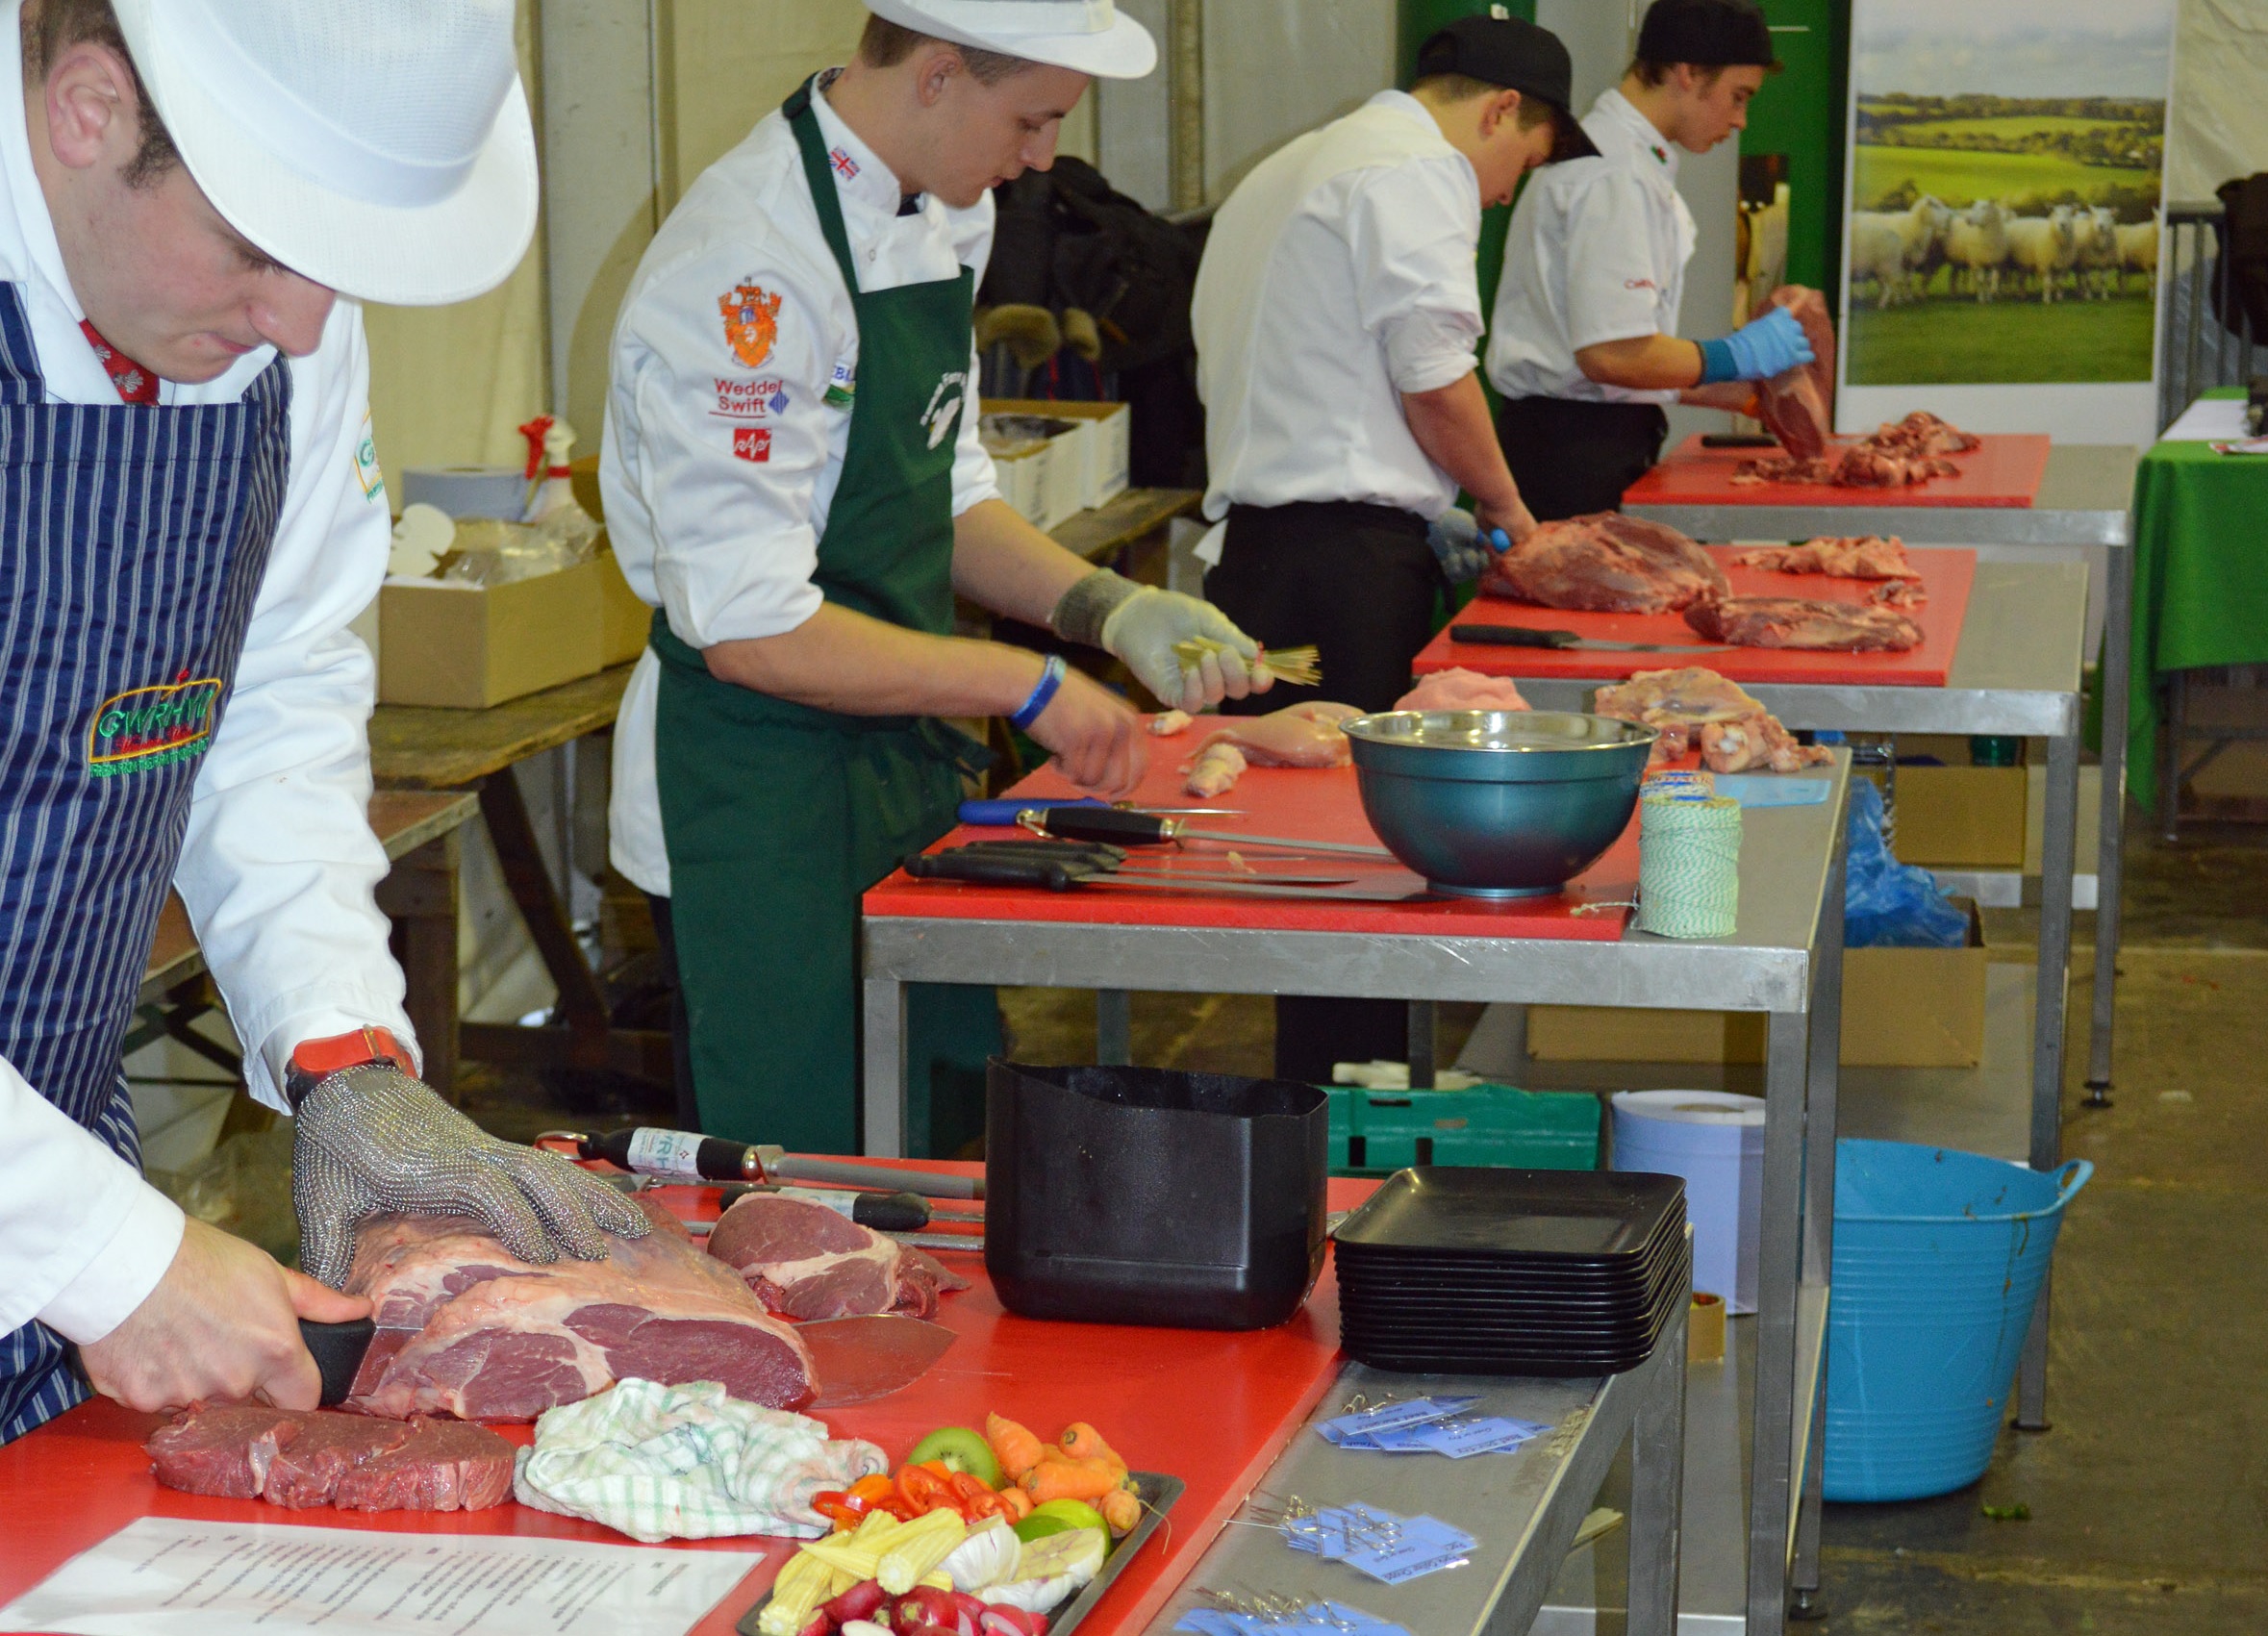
{"left": 1426, "top": 509, "right": 1512, "bottom": 586}
{"left": 1714, "top": 306, "right": 1816, "bottom": 383}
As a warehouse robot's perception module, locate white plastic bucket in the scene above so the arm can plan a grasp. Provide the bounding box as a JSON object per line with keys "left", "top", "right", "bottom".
{"left": 1611, "top": 1091, "right": 1766, "bottom": 1313}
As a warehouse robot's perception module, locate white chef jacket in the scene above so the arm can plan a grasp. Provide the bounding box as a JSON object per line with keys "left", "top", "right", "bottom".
{"left": 0, "top": 6, "right": 410, "bottom": 1347}
{"left": 605, "top": 74, "right": 1000, "bottom": 897}
{"left": 1193, "top": 90, "right": 1483, "bottom": 522}
{"left": 1487, "top": 88, "right": 1699, "bottom": 406}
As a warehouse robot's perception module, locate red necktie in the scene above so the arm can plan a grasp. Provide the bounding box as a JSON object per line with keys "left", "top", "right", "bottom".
{"left": 79, "top": 319, "right": 160, "bottom": 406}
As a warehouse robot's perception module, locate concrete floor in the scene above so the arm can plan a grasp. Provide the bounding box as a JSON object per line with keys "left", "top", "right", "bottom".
{"left": 441, "top": 812, "right": 2267, "bottom": 1631}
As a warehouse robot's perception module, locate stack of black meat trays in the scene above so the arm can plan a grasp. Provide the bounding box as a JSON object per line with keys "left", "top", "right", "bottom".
{"left": 1333, "top": 1168, "right": 1690, "bottom": 1374}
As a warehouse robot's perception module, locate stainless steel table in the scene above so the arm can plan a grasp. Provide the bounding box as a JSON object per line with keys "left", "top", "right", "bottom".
{"left": 1143, "top": 1307, "right": 1688, "bottom": 1636}
{"left": 864, "top": 761, "right": 1851, "bottom": 1636}
{"left": 1628, "top": 442, "right": 2134, "bottom": 1109}
{"left": 1510, "top": 560, "right": 2083, "bottom": 1440}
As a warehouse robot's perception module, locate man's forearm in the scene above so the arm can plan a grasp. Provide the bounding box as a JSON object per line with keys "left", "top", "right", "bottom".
{"left": 949, "top": 497, "right": 1099, "bottom": 629}
{"left": 1575, "top": 334, "right": 1705, "bottom": 391}
{"left": 703, "top": 601, "right": 1042, "bottom": 717}
{"left": 1401, "top": 370, "right": 1520, "bottom": 513}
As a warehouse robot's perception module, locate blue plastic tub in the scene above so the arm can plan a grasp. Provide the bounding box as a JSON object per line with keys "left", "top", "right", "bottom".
{"left": 1825, "top": 1139, "right": 2092, "bottom": 1502}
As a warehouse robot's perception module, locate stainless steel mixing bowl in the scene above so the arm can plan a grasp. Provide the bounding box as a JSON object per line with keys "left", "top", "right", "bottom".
{"left": 1342, "top": 711, "right": 1658, "bottom": 897}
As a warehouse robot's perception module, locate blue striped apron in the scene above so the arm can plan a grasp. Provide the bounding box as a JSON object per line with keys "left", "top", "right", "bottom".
{"left": 0, "top": 284, "right": 292, "bottom": 1442}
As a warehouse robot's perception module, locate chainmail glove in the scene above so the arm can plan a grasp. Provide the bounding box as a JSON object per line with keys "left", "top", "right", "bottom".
{"left": 293, "top": 1065, "right": 651, "bottom": 1289}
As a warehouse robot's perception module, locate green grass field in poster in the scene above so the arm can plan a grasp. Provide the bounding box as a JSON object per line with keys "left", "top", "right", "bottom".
{"left": 1852, "top": 144, "right": 2154, "bottom": 210}
{"left": 1845, "top": 293, "right": 2155, "bottom": 385}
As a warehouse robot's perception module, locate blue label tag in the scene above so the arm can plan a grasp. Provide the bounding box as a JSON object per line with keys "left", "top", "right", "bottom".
{"left": 1713, "top": 774, "right": 1833, "bottom": 808}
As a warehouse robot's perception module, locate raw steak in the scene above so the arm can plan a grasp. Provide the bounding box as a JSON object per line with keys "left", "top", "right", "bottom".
{"left": 1732, "top": 410, "right": 1978, "bottom": 490}
{"left": 1732, "top": 536, "right": 1917, "bottom": 579}
{"left": 1754, "top": 286, "right": 1836, "bottom": 461}
{"left": 1481, "top": 514, "right": 1728, "bottom": 614}
{"left": 1684, "top": 597, "right": 1923, "bottom": 652}
{"left": 343, "top": 1195, "right": 816, "bottom": 1421}
{"left": 1394, "top": 668, "right": 1530, "bottom": 713}
{"left": 335, "top": 1418, "right": 517, "bottom": 1512}
{"left": 146, "top": 1406, "right": 513, "bottom": 1513}
{"left": 706, "top": 1194, "right": 968, "bottom": 1321}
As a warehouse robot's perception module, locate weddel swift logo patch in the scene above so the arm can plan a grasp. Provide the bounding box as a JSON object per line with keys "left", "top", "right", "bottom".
{"left": 718, "top": 282, "right": 784, "bottom": 369}
{"left": 87, "top": 671, "right": 223, "bottom": 777}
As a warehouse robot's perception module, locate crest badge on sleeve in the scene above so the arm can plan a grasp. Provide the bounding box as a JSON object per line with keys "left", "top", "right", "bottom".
{"left": 718, "top": 282, "right": 785, "bottom": 369}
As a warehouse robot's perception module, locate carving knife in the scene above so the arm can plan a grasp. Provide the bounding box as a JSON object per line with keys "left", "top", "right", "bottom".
{"left": 301, "top": 1317, "right": 378, "bottom": 1407}
{"left": 1450, "top": 623, "right": 1732, "bottom": 654}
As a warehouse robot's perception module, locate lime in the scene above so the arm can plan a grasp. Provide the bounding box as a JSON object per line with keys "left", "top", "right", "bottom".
{"left": 1013, "top": 1525, "right": 1106, "bottom": 1586}
{"left": 1028, "top": 1498, "right": 1106, "bottom": 1533}
{"left": 907, "top": 1426, "right": 1002, "bottom": 1489}
{"left": 1012, "top": 1513, "right": 1073, "bottom": 1545}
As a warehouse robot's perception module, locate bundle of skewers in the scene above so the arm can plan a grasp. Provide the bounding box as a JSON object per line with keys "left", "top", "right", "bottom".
{"left": 1172, "top": 639, "right": 1322, "bottom": 688}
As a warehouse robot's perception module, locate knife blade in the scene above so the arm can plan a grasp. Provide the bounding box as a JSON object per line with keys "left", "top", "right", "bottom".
{"left": 1450, "top": 622, "right": 1732, "bottom": 654}
{"left": 1024, "top": 805, "right": 1399, "bottom": 860}
{"left": 958, "top": 796, "right": 1242, "bottom": 826}
{"left": 801, "top": 1314, "right": 958, "bottom": 1407}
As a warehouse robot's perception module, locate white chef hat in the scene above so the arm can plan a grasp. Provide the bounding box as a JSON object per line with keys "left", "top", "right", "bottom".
{"left": 865, "top": 0, "right": 1157, "bottom": 79}
{"left": 111, "top": 0, "right": 538, "bottom": 307}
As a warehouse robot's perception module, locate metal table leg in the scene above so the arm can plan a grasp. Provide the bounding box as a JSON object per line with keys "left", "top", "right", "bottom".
{"left": 1792, "top": 823, "right": 1847, "bottom": 1612}
{"left": 2084, "top": 541, "right": 2133, "bottom": 1106}
{"left": 1096, "top": 990, "right": 1131, "bottom": 1066}
{"left": 2017, "top": 731, "right": 2081, "bottom": 1430}
{"left": 1746, "top": 1007, "right": 1812, "bottom": 1636}
{"left": 2160, "top": 669, "right": 2186, "bottom": 844}
{"left": 1628, "top": 1294, "right": 1689, "bottom": 1636}
{"left": 862, "top": 976, "right": 909, "bottom": 1158}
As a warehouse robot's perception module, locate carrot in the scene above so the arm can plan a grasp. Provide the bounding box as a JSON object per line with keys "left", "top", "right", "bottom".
{"left": 1058, "top": 1422, "right": 1122, "bottom": 1469}
{"left": 995, "top": 1487, "right": 1034, "bottom": 1522}
{"left": 986, "top": 1413, "right": 1046, "bottom": 1483}
{"left": 1098, "top": 1486, "right": 1143, "bottom": 1536}
{"left": 1021, "top": 1454, "right": 1124, "bottom": 1504}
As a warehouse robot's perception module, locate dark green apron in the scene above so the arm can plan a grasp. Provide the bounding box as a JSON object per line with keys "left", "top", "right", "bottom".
{"left": 650, "top": 77, "right": 998, "bottom": 1156}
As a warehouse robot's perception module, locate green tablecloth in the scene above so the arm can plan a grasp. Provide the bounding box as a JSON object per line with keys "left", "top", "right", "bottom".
{"left": 2127, "top": 389, "right": 2268, "bottom": 815}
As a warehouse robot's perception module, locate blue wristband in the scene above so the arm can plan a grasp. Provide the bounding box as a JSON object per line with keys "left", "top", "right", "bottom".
{"left": 1696, "top": 337, "right": 1737, "bottom": 386}
{"left": 1010, "top": 653, "right": 1068, "bottom": 730}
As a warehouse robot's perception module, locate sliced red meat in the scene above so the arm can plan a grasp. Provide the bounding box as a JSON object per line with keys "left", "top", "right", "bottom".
{"left": 1732, "top": 537, "right": 1917, "bottom": 579}
{"left": 146, "top": 1404, "right": 303, "bottom": 1499}
{"left": 1731, "top": 409, "right": 1978, "bottom": 490}
{"left": 1755, "top": 287, "right": 1837, "bottom": 461}
{"left": 708, "top": 1194, "right": 957, "bottom": 1321}
{"left": 334, "top": 1417, "right": 516, "bottom": 1512}
{"left": 1684, "top": 597, "right": 1923, "bottom": 651}
{"left": 263, "top": 1414, "right": 414, "bottom": 1509}
{"left": 343, "top": 1196, "right": 816, "bottom": 1421}
{"left": 145, "top": 1406, "right": 513, "bottom": 1512}
{"left": 1480, "top": 513, "right": 1728, "bottom": 614}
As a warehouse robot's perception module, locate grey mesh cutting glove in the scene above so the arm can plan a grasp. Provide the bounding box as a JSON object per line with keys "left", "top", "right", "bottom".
{"left": 292, "top": 1065, "right": 650, "bottom": 1289}
{"left": 1050, "top": 567, "right": 1265, "bottom": 715}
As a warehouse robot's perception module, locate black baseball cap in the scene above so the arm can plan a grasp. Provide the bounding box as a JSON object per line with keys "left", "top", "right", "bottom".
{"left": 1414, "top": 15, "right": 1600, "bottom": 164}
{"left": 1635, "top": 0, "right": 1779, "bottom": 70}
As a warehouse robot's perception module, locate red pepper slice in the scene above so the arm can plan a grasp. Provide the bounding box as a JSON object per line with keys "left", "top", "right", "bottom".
{"left": 896, "top": 1463, "right": 954, "bottom": 1513}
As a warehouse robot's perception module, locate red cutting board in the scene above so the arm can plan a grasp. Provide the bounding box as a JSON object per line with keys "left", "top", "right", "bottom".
{"left": 1414, "top": 544, "right": 1975, "bottom": 689}
{"left": 865, "top": 747, "right": 1637, "bottom": 939}
{"left": 0, "top": 1167, "right": 1380, "bottom": 1636}
{"left": 1623, "top": 431, "right": 2051, "bottom": 508}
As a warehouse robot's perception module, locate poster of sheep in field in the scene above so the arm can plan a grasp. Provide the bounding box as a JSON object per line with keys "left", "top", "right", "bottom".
{"left": 1841, "top": 0, "right": 2174, "bottom": 387}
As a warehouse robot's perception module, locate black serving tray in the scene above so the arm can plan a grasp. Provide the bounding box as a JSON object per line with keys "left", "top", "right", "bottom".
{"left": 1333, "top": 1169, "right": 1685, "bottom": 1264}
{"left": 737, "top": 1472, "right": 1183, "bottom": 1636}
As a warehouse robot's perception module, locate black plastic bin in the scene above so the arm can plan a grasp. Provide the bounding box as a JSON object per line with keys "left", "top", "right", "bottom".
{"left": 985, "top": 1061, "right": 1329, "bottom": 1329}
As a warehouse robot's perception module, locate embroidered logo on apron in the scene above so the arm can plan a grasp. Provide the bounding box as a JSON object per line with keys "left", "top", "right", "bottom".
{"left": 718, "top": 282, "right": 785, "bottom": 368}
{"left": 920, "top": 369, "right": 968, "bottom": 449}
{"left": 86, "top": 671, "right": 223, "bottom": 777}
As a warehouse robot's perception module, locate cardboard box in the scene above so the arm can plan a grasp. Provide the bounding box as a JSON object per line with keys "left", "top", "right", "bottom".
{"left": 1529, "top": 901, "right": 1987, "bottom": 1070}
{"left": 1889, "top": 765, "right": 2029, "bottom": 868}
{"left": 985, "top": 438, "right": 1049, "bottom": 529}
{"left": 379, "top": 560, "right": 607, "bottom": 708}
{"left": 985, "top": 397, "right": 1130, "bottom": 509}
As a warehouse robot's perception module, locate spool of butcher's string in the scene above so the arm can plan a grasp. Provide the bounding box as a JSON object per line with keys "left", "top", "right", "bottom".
{"left": 1636, "top": 793, "right": 1742, "bottom": 939}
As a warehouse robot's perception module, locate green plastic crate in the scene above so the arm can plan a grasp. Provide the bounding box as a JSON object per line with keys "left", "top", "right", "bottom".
{"left": 1326, "top": 1082, "right": 1600, "bottom": 1175}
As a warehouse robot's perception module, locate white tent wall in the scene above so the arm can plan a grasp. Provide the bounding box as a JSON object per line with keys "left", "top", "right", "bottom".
{"left": 2165, "top": 0, "right": 2268, "bottom": 203}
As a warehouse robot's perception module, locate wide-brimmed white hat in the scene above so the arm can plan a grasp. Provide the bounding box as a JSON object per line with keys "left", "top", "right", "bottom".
{"left": 112, "top": 0, "right": 537, "bottom": 306}
{"left": 866, "top": 0, "right": 1156, "bottom": 79}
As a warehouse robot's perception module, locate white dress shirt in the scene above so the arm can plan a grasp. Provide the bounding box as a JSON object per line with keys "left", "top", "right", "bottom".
{"left": 605, "top": 76, "right": 1000, "bottom": 898}
{"left": 1487, "top": 88, "right": 1700, "bottom": 406}
{"left": 1193, "top": 90, "right": 1483, "bottom": 523}
{"left": 0, "top": 7, "right": 411, "bottom": 1346}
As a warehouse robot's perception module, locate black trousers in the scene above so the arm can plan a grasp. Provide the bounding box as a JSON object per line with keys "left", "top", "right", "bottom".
{"left": 1497, "top": 395, "right": 1670, "bottom": 521}
{"left": 1203, "top": 499, "right": 1442, "bottom": 1085}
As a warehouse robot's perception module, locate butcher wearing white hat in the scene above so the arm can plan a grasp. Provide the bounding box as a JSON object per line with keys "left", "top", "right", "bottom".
{"left": 602, "top": 1, "right": 1270, "bottom": 1157}
{"left": 0, "top": 0, "right": 646, "bottom": 1445}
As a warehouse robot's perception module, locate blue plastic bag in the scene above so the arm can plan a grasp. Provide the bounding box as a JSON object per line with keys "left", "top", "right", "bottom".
{"left": 1844, "top": 779, "right": 1970, "bottom": 948}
